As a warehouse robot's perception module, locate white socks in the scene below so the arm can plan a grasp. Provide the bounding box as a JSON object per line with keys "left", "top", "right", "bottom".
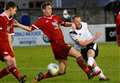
{"left": 94, "top": 66, "right": 106, "bottom": 78}
{"left": 87, "top": 57, "right": 95, "bottom": 66}
{"left": 87, "top": 57, "right": 106, "bottom": 79}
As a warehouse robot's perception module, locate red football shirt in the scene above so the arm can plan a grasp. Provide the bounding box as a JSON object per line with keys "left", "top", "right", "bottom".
{"left": 31, "top": 15, "right": 65, "bottom": 41}
{"left": 116, "top": 13, "right": 120, "bottom": 34}
{"left": 0, "top": 12, "right": 14, "bottom": 42}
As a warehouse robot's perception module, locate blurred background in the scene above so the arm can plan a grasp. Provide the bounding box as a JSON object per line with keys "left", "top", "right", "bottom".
{"left": 0, "top": 0, "right": 120, "bottom": 24}
{"left": 0, "top": 0, "right": 119, "bottom": 46}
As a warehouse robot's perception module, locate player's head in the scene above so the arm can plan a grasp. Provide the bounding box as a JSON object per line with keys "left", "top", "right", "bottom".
{"left": 41, "top": 1, "right": 52, "bottom": 16}
{"left": 5, "top": 1, "right": 17, "bottom": 16}
{"left": 72, "top": 15, "right": 81, "bottom": 29}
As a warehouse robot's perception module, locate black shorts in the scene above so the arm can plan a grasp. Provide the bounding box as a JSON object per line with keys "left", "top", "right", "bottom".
{"left": 81, "top": 43, "right": 99, "bottom": 62}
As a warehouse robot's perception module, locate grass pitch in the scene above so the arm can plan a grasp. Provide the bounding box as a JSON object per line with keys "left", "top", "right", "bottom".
{"left": 0, "top": 43, "right": 119, "bottom": 83}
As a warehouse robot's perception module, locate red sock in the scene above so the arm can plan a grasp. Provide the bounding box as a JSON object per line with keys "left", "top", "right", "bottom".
{"left": 43, "top": 72, "right": 52, "bottom": 79}
{"left": 0, "top": 68, "right": 9, "bottom": 79}
{"left": 39, "top": 71, "right": 64, "bottom": 80}
{"left": 8, "top": 66, "right": 21, "bottom": 80}
{"left": 76, "top": 56, "right": 91, "bottom": 74}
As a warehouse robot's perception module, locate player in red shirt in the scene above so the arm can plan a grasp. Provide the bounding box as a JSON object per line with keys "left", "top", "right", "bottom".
{"left": 15, "top": 1, "right": 101, "bottom": 82}
{"left": 116, "top": 12, "right": 120, "bottom": 46}
{"left": 0, "top": 2, "right": 26, "bottom": 83}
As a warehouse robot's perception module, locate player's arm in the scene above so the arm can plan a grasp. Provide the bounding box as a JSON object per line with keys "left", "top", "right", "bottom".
{"left": 8, "top": 34, "right": 14, "bottom": 53}
{"left": 70, "top": 31, "right": 101, "bottom": 46}
{"left": 60, "top": 21, "right": 72, "bottom": 27}
{"left": 71, "top": 33, "right": 95, "bottom": 46}
{"left": 59, "top": 16, "right": 72, "bottom": 27}
{"left": 78, "top": 32, "right": 101, "bottom": 46}
{"left": 116, "top": 15, "right": 120, "bottom": 34}
{"left": 14, "top": 20, "right": 32, "bottom": 32}
{"left": 64, "top": 22, "right": 73, "bottom": 27}
{"left": 116, "top": 14, "right": 120, "bottom": 26}
{"left": 78, "top": 37, "right": 96, "bottom": 46}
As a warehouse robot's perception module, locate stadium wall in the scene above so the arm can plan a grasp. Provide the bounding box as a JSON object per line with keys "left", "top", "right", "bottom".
{"left": 13, "top": 24, "right": 116, "bottom": 46}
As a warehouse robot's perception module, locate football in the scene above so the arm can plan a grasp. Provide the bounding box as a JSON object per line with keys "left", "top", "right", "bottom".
{"left": 47, "top": 63, "right": 59, "bottom": 76}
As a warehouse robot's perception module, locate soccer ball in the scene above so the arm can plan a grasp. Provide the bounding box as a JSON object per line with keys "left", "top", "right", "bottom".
{"left": 47, "top": 63, "right": 59, "bottom": 76}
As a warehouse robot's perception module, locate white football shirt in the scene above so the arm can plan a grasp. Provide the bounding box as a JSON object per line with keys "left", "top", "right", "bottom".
{"left": 69, "top": 22, "right": 93, "bottom": 50}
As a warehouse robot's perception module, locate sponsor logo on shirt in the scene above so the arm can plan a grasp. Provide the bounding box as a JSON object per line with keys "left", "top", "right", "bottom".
{"left": 52, "top": 20, "right": 59, "bottom": 29}
{"left": 0, "top": 27, "right": 2, "bottom": 30}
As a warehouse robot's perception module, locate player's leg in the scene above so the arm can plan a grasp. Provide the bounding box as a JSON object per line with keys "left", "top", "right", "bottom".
{"left": 87, "top": 49, "right": 96, "bottom": 67}
{"left": 69, "top": 47, "right": 90, "bottom": 74}
{"left": 93, "top": 65, "right": 109, "bottom": 81}
{"left": 87, "top": 48, "right": 109, "bottom": 81}
{"left": 58, "top": 59, "right": 67, "bottom": 74}
{"left": 86, "top": 43, "right": 98, "bottom": 67}
{"left": 0, "top": 42, "right": 26, "bottom": 83}
{"left": 68, "top": 47, "right": 100, "bottom": 78}
{"left": 0, "top": 55, "right": 13, "bottom": 79}
{"left": 4, "top": 55, "right": 26, "bottom": 83}
{"left": 117, "top": 34, "right": 120, "bottom": 46}
{"left": 0, "top": 67, "right": 9, "bottom": 79}
{"left": 33, "top": 60, "right": 67, "bottom": 82}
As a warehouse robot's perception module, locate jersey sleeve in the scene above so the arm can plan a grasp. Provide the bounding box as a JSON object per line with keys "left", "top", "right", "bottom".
{"left": 83, "top": 22, "right": 88, "bottom": 30}
{"left": 58, "top": 16, "right": 66, "bottom": 26}
{"left": 69, "top": 30, "right": 82, "bottom": 42}
{"left": 116, "top": 15, "right": 120, "bottom": 26}
{"left": 116, "top": 15, "right": 120, "bottom": 34}
{"left": 31, "top": 18, "right": 43, "bottom": 30}
{"left": 83, "top": 22, "right": 92, "bottom": 35}
{"left": 9, "top": 19, "right": 14, "bottom": 35}
{"left": 85, "top": 23, "right": 90, "bottom": 32}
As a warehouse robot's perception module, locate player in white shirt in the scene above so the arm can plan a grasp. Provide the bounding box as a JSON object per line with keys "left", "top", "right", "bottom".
{"left": 69, "top": 15, "right": 109, "bottom": 81}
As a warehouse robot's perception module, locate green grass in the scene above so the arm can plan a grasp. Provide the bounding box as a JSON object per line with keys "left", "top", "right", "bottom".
{"left": 0, "top": 43, "right": 119, "bottom": 83}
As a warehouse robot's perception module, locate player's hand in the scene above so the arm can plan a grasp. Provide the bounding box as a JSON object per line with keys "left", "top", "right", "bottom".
{"left": 92, "top": 32, "right": 102, "bottom": 41}
{"left": 71, "top": 23, "right": 76, "bottom": 30}
{"left": 95, "top": 32, "right": 102, "bottom": 38}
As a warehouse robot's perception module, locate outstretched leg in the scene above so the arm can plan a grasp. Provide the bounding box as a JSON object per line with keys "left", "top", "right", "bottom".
{"left": 87, "top": 49, "right": 109, "bottom": 81}
{"left": 93, "top": 65, "right": 109, "bottom": 81}
{"left": 68, "top": 47, "right": 100, "bottom": 79}
{"left": 0, "top": 67, "right": 9, "bottom": 79}
{"left": 4, "top": 56, "right": 26, "bottom": 83}
{"left": 32, "top": 60, "right": 67, "bottom": 82}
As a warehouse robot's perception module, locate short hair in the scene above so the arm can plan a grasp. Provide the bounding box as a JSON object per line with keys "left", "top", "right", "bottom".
{"left": 72, "top": 15, "right": 80, "bottom": 20}
{"left": 41, "top": 1, "right": 52, "bottom": 10}
{"left": 5, "top": 1, "right": 17, "bottom": 10}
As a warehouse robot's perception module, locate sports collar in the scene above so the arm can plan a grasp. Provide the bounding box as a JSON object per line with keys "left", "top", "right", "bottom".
{"left": 43, "top": 15, "right": 53, "bottom": 19}
{"left": 76, "top": 23, "right": 82, "bottom": 30}
{"left": 2, "top": 12, "right": 13, "bottom": 20}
